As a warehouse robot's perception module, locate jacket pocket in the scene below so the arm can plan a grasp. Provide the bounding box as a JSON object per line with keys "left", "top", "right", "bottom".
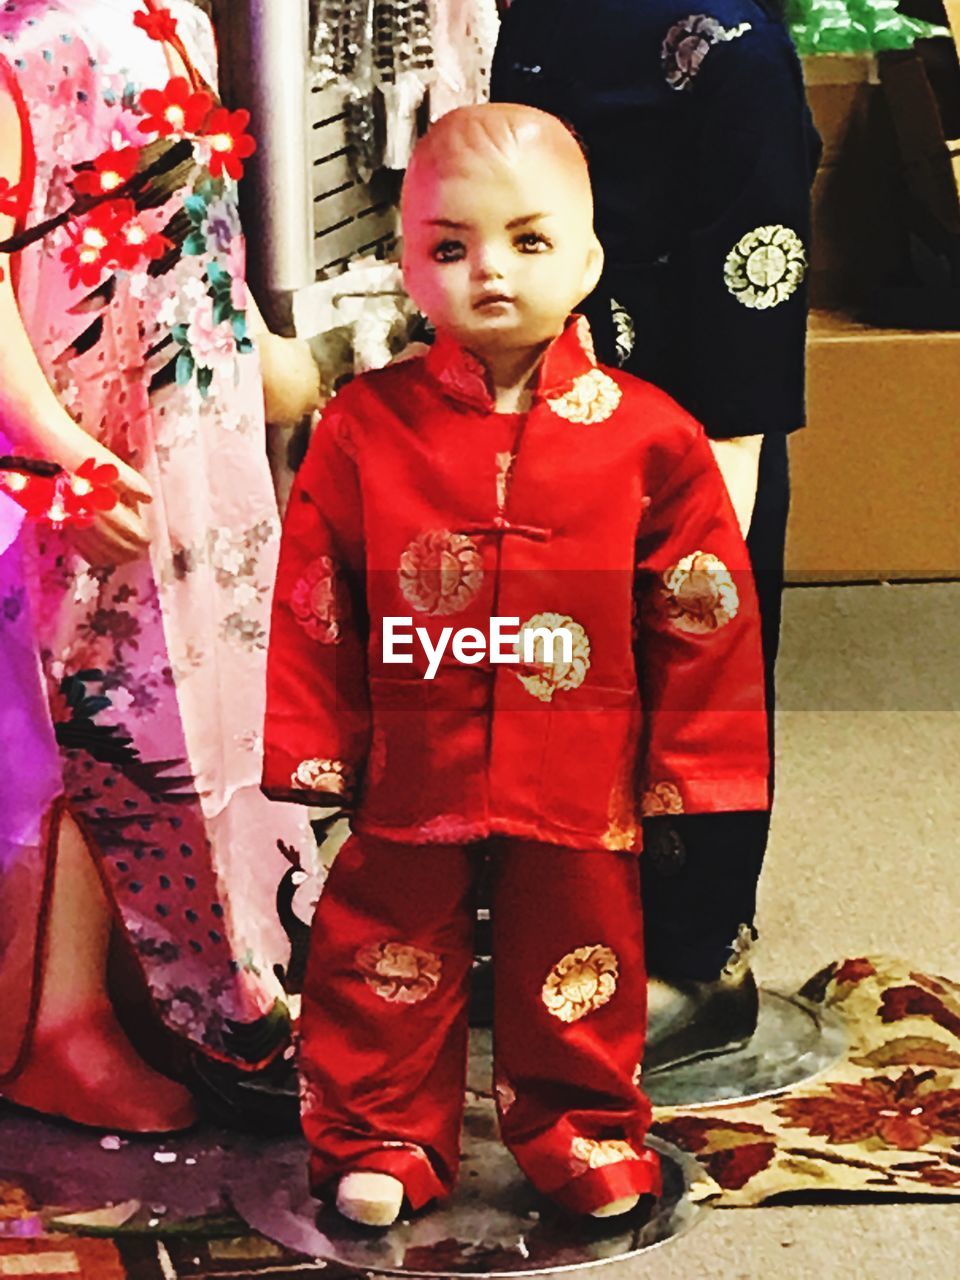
{"left": 362, "top": 671, "right": 490, "bottom": 832}
{"left": 537, "top": 684, "right": 640, "bottom": 839}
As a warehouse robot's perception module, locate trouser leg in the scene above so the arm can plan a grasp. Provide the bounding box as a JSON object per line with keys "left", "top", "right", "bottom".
{"left": 492, "top": 840, "right": 661, "bottom": 1214}
{"left": 299, "top": 833, "right": 474, "bottom": 1208}
{"left": 642, "top": 434, "right": 790, "bottom": 980}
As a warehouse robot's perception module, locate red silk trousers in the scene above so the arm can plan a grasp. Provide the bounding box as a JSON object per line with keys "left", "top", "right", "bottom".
{"left": 299, "top": 834, "right": 662, "bottom": 1214}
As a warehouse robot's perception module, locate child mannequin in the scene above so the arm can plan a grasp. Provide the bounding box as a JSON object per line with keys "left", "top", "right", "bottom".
{"left": 263, "top": 103, "right": 769, "bottom": 1225}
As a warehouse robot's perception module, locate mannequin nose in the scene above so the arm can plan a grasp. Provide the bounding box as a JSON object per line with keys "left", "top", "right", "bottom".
{"left": 471, "top": 247, "right": 506, "bottom": 281}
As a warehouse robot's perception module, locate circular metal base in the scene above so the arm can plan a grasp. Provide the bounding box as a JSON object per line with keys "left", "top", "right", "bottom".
{"left": 644, "top": 988, "right": 847, "bottom": 1110}
{"left": 0, "top": 1106, "right": 287, "bottom": 1231}
{"left": 232, "top": 1104, "right": 706, "bottom": 1277}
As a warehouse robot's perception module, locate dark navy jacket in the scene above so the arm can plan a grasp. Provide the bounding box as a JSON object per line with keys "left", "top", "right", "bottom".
{"left": 491, "top": 0, "right": 822, "bottom": 438}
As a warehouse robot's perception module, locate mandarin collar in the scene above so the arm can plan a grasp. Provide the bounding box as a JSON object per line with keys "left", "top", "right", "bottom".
{"left": 425, "top": 314, "right": 599, "bottom": 413}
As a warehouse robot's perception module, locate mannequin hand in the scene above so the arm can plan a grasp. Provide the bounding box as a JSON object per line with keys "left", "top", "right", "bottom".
{"left": 258, "top": 332, "right": 323, "bottom": 426}
{"left": 56, "top": 438, "right": 153, "bottom": 567}
{"left": 68, "top": 497, "right": 151, "bottom": 567}
{"left": 391, "top": 341, "right": 431, "bottom": 364}
{"left": 708, "top": 435, "right": 763, "bottom": 539}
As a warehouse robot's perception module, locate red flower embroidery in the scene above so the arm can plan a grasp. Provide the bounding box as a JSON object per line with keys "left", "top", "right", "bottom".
{"left": 881, "top": 986, "right": 960, "bottom": 1039}
{"left": 0, "top": 175, "right": 23, "bottom": 217}
{"left": 133, "top": 6, "right": 179, "bottom": 42}
{"left": 776, "top": 1070, "right": 960, "bottom": 1150}
{"left": 138, "top": 77, "right": 213, "bottom": 139}
{"left": 61, "top": 199, "right": 134, "bottom": 288}
{"left": 61, "top": 200, "right": 171, "bottom": 288}
{"left": 290, "top": 556, "right": 340, "bottom": 644}
{"left": 61, "top": 460, "right": 120, "bottom": 527}
{"left": 72, "top": 147, "right": 139, "bottom": 198}
{"left": 708, "top": 1142, "right": 778, "bottom": 1191}
{"left": 908, "top": 1164, "right": 960, "bottom": 1187}
{"left": 111, "top": 214, "right": 172, "bottom": 272}
{"left": 834, "top": 957, "right": 878, "bottom": 987}
{"left": 654, "top": 1115, "right": 775, "bottom": 1191}
{"left": 203, "top": 107, "right": 257, "bottom": 181}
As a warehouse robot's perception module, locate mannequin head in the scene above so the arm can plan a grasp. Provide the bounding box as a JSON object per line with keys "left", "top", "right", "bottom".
{"left": 401, "top": 104, "right": 603, "bottom": 359}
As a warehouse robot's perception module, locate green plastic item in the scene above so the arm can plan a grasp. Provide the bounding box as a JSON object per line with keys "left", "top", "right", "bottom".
{"left": 786, "top": 0, "right": 951, "bottom": 53}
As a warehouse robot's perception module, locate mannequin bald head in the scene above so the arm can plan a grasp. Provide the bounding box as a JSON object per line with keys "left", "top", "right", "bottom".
{"left": 401, "top": 104, "right": 603, "bottom": 358}
{"left": 402, "top": 103, "right": 594, "bottom": 227}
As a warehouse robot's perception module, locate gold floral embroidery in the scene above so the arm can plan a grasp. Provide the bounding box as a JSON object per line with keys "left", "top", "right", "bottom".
{"left": 661, "top": 15, "right": 752, "bottom": 92}
{"left": 546, "top": 368, "right": 622, "bottom": 425}
{"left": 290, "top": 757, "right": 353, "bottom": 797}
{"left": 602, "top": 820, "right": 637, "bottom": 852}
{"left": 515, "top": 612, "right": 591, "bottom": 702}
{"left": 570, "top": 1137, "right": 641, "bottom": 1172}
{"left": 661, "top": 551, "right": 739, "bottom": 633}
{"left": 495, "top": 451, "right": 514, "bottom": 516}
{"left": 495, "top": 1074, "right": 517, "bottom": 1115}
{"left": 724, "top": 224, "right": 807, "bottom": 310}
{"left": 603, "top": 759, "right": 638, "bottom": 851}
{"left": 416, "top": 813, "right": 486, "bottom": 844}
{"left": 610, "top": 297, "right": 635, "bottom": 366}
{"left": 355, "top": 941, "right": 442, "bottom": 1004}
{"left": 574, "top": 314, "right": 598, "bottom": 365}
{"left": 542, "top": 945, "right": 619, "bottom": 1023}
{"left": 641, "top": 781, "right": 685, "bottom": 817}
{"left": 290, "top": 555, "right": 340, "bottom": 644}
{"left": 398, "top": 530, "right": 483, "bottom": 616}
{"left": 299, "top": 1075, "right": 324, "bottom": 1119}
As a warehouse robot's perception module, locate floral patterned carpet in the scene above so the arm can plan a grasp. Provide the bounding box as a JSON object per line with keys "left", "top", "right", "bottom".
{"left": 652, "top": 956, "right": 960, "bottom": 1204}
{"left": 2, "top": 957, "right": 959, "bottom": 1277}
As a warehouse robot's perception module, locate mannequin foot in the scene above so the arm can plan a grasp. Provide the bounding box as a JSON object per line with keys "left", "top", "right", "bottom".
{"left": 2, "top": 1005, "right": 196, "bottom": 1132}
{"left": 336, "top": 1171, "right": 405, "bottom": 1227}
{"left": 590, "top": 1193, "right": 641, "bottom": 1218}
{"left": 645, "top": 953, "right": 758, "bottom": 1072}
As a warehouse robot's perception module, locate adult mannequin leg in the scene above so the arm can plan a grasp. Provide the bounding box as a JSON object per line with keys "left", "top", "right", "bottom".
{"left": 2, "top": 806, "right": 196, "bottom": 1132}
{"left": 643, "top": 435, "right": 790, "bottom": 1067}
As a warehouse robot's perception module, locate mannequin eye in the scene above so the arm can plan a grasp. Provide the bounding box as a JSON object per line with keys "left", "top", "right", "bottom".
{"left": 515, "top": 232, "right": 552, "bottom": 253}
{"left": 432, "top": 240, "right": 466, "bottom": 263}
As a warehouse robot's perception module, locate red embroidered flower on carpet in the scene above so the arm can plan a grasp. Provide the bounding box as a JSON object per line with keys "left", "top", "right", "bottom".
{"left": 134, "top": 6, "right": 178, "bottom": 42}
{"left": 72, "top": 147, "right": 139, "bottom": 198}
{"left": 881, "top": 985, "right": 960, "bottom": 1039}
{"left": 203, "top": 107, "right": 257, "bottom": 180}
{"left": 834, "top": 957, "right": 878, "bottom": 986}
{"left": 138, "top": 77, "right": 213, "bottom": 138}
{"left": 775, "top": 1069, "right": 960, "bottom": 1150}
{"left": 653, "top": 1115, "right": 776, "bottom": 1191}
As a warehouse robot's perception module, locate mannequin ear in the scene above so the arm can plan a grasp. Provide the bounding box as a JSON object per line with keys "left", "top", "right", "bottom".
{"left": 581, "top": 232, "right": 604, "bottom": 299}
{"left": 400, "top": 247, "right": 424, "bottom": 312}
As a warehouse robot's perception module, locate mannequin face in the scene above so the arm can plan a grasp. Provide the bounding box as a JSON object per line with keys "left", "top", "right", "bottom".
{"left": 402, "top": 138, "right": 602, "bottom": 359}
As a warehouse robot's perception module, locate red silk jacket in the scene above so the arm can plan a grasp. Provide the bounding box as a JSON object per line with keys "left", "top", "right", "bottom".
{"left": 262, "top": 316, "right": 768, "bottom": 852}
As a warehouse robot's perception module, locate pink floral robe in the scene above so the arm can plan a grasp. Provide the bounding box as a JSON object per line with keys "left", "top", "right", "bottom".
{"left": 0, "top": 0, "right": 315, "bottom": 1079}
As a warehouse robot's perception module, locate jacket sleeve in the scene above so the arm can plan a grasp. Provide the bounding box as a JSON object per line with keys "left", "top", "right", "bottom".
{"left": 634, "top": 415, "right": 768, "bottom": 818}
{"left": 669, "top": 25, "right": 820, "bottom": 439}
{"left": 262, "top": 399, "right": 370, "bottom": 807}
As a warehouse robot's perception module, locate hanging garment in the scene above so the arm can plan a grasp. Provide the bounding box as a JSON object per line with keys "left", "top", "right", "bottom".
{"left": 0, "top": 0, "right": 314, "bottom": 1081}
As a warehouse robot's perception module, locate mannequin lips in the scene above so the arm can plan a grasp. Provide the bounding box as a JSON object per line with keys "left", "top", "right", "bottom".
{"left": 473, "top": 292, "right": 516, "bottom": 311}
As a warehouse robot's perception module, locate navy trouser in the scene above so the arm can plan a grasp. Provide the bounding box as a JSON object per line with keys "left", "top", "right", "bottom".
{"left": 642, "top": 433, "right": 790, "bottom": 980}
